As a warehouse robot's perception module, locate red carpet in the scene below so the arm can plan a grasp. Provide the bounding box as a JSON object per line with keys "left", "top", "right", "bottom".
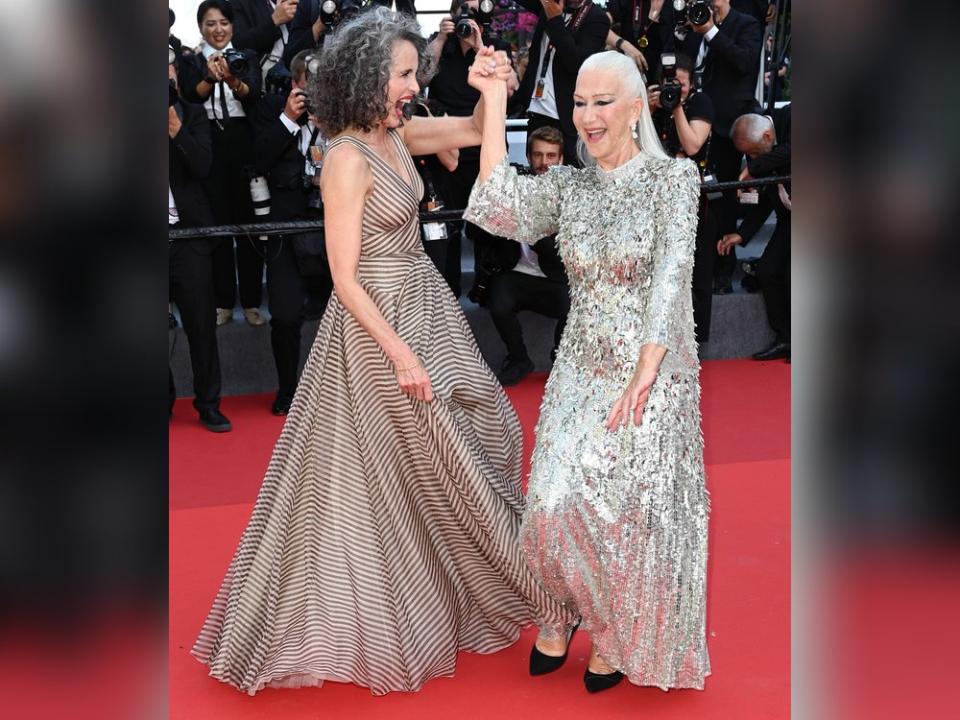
{"left": 170, "top": 359, "right": 790, "bottom": 719}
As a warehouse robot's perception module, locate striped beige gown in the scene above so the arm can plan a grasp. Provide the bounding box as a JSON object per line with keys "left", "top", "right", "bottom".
{"left": 191, "top": 130, "right": 574, "bottom": 696}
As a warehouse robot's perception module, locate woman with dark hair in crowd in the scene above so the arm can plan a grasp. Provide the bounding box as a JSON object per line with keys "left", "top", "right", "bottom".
{"left": 180, "top": 0, "right": 265, "bottom": 327}
{"left": 466, "top": 50, "right": 710, "bottom": 693}
{"left": 191, "top": 7, "right": 573, "bottom": 696}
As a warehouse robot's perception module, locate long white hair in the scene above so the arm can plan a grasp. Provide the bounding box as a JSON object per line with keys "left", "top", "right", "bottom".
{"left": 575, "top": 51, "right": 669, "bottom": 166}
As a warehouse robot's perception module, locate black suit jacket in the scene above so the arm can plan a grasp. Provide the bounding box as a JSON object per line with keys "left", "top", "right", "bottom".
{"left": 680, "top": 7, "right": 762, "bottom": 135}
{"left": 738, "top": 104, "right": 790, "bottom": 244}
{"left": 747, "top": 103, "right": 790, "bottom": 180}
{"left": 179, "top": 48, "right": 263, "bottom": 114}
{"left": 254, "top": 93, "right": 314, "bottom": 222}
{"left": 169, "top": 100, "right": 215, "bottom": 230}
{"left": 282, "top": 0, "right": 327, "bottom": 67}
{"left": 232, "top": 0, "right": 287, "bottom": 58}
{"left": 511, "top": 0, "right": 610, "bottom": 142}
{"left": 731, "top": 0, "right": 771, "bottom": 26}
{"left": 485, "top": 234, "right": 568, "bottom": 284}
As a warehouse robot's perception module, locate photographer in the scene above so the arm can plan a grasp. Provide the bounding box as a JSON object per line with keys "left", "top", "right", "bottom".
{"left": 253, "top": 49, "right": 334, "bottom": 415}
{"left": 718, "top": 106, "right": 791, "bottom": 361}
{"left": 679, "top": 0, "right": 762, "bottom": 293}
{"left": 281, "top": 0, "right": 330, "bottom": 67}
{"left": 168, "top": 34, "right": 231, "bottom": 433}
{"left": 180, "top": 0, "right": 265, "bottom": 327}
{"left": 425, "top": 0, "right": 518, "bottom": 297}
{"left": 480, "top": 126, "right": 570, "bottom": 386}
{"left": 511, "top": 0, "right": 610, "bottom": 165}
{"left": 648, "top": 52, "right": 716, "bottom": 343}
{"left": 605, "top": 0, "right": 675, "bottom": 80}
{"left": 232, "top": 0, "right": 300, "bottom": 80}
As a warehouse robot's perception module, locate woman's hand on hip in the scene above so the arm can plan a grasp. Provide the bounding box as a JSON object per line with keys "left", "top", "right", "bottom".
{"left": 467, "top": 46, "right": 511, "bottom": 94}
{"left": 605, "top": 368, "right": 657, "bottom": 431}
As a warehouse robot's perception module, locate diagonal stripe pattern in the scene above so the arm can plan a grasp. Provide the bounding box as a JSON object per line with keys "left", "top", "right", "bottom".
{"left": 191, "top": 130, "right": 575, "bottom": 695}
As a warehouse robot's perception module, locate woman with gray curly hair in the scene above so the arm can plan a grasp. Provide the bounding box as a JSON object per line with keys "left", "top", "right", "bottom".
{"left": 191, "top": 6, "right": 575, "bottom": 696}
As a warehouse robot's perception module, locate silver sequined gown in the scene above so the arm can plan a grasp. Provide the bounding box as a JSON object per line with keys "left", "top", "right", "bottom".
{"left": 465, "top": 153, "right": 710, "bottom": 690}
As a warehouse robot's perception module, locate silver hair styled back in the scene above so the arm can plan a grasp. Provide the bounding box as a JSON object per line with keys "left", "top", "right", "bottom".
{"left": 308, "top": 6, "right": 436, "bottom": 137}
{"left": 575, "top": 51, "right": 668, "bottom": 165}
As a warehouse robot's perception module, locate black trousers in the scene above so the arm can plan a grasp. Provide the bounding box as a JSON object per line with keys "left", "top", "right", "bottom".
{"left": 757, "top": 217, "right": 790, "bottom": 342}
{"left": 422, "top": 232, "right": 449, "bottom": 280}
{"left": 169, "top": 238, "right": 221, "bottom": 412}
{"left": 693, "top": 199, "right": 719, "bottom": 343}
{"left": 433, "top": 151, "right": 498, "bottom": 298}
{"left": 207, "top": 119, "right": 264, "bottom": 310}
{"left": 526, "top": 111, "right": 579, "bottom": 168}
{"left": 266, "top": 235, "right": 333, "bottom": 401}
{"left": 487, "top": 271, "right": 570, "bottom": 361}
{"left": 709, "top": 131, "right": 745, "bottom": 285}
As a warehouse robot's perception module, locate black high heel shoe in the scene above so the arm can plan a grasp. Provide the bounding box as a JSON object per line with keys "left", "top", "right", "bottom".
{"left": 583, "top": 667, "right": 624, "bottom": 693}
{"left": 529, "top": 620, "right": 580, "bottom": 676}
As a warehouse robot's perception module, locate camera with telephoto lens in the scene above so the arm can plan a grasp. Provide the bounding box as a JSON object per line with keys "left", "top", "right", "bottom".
{"left": 454, "top": 0, "right": 495, "bottom": 40}
{"left": 673, "top": 0, "right": 712, "bottom": 28}
{"left": 658, "top": 53, "right": 682, "bottom": 112}
{"left": 320, "top": 0, "right": 364, "bottom": 27}
{"left": 222, "top": 48, "right": 249, "bottom": 76}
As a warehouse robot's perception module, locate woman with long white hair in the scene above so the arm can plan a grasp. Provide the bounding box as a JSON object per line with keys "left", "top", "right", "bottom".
{"left": 465, "top": 50, "right": 710, "bottom": 693}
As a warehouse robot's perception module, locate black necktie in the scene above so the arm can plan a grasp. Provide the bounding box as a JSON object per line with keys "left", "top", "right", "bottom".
{"left": 218, "top": 80, "right": 230, "bottom": 120}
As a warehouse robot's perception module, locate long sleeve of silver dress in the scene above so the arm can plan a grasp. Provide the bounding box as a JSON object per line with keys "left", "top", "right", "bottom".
{"left": 465, "top": 154, "right": 710, "bottom": 690}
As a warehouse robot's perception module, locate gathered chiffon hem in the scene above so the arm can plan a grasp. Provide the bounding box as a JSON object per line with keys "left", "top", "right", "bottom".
{"left": 191, "top": 620, "right": 534, "bottom": 696}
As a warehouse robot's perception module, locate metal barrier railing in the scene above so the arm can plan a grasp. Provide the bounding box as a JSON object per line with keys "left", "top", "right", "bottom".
{"left": 168, "top": 175, "right": 789, "bottom": 240}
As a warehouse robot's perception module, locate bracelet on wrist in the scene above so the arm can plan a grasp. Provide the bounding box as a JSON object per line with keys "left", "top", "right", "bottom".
{"left": 395, "top": 359, "right": 421, "bottom": 372}
{"left": 615, "top": 38, "right": 625, "bottom": 52}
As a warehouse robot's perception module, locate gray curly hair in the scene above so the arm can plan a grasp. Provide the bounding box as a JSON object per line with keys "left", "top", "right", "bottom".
{"left": 308, "top": 7, "right": 436, "bottom": 137}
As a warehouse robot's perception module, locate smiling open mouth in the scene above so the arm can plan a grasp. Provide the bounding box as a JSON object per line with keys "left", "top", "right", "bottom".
{"left": 585, "top": 129, "right": 606, "bottom": 143}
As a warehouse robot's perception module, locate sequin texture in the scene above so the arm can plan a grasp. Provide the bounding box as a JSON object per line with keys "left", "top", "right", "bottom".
{"left": 465, "top": 154, "right": 710, "bottom": 690}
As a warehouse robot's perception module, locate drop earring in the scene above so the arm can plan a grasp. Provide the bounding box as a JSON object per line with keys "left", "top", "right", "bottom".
{"left": 631, "top": 123, "right": 639, "bottom": 140}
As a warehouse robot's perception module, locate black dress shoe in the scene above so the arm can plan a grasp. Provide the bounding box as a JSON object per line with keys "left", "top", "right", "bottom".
{"left": 752, "top": 341, "right": 791, "bottom": 361}
{"left": 584, "top": 668, "right": 625, "bottom": 693}
{"left": 529, "top": 621, "right": 580, "bottom": 676}
{"left": 271, "top": 394, "right": 293, "bottom": 416}
{"left": 497, "top": 356, "right": 534, "bottom": 387}
{"left": 199, "top": 408, "right": 232, "bottom": 433}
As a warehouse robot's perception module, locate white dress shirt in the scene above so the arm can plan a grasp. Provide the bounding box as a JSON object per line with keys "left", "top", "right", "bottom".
{"left": 199, "top": 41, "right": 247, "bottom": 120}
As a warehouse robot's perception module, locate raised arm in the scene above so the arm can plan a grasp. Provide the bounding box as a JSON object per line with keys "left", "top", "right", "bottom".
{"left": 320, "top": 144, "right": 434, "bottom": 402}
{"left": 463, "top": 48, "right": 564, "bottom": 243}
{"left": 398, "top": 47, "right": 512, "bottom": 159}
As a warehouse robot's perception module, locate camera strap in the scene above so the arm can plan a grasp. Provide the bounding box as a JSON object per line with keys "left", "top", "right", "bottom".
{"left": 536, "top": 1, "right": 594, "bottom": 98}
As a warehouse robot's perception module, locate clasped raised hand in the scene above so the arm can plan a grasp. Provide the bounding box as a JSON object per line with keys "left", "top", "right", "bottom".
{"left": 467, "top": 46, "right": 513, "bottom": 94}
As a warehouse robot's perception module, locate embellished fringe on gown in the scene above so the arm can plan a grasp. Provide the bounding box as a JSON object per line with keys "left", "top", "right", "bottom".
{"left": 466, "top": 154, "right": 711, "bottom": 690}
{"left": 191, "top": 130, "right": 574, "bottom": 696}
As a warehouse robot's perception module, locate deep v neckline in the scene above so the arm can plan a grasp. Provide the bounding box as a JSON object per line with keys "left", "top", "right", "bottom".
{"left": 348, "top": 130, "right": 418, "bottom": 202}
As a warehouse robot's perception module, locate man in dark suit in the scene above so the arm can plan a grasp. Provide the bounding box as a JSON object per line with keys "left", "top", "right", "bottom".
{"left": 281, "top": 0, "right": 329, "bottom": 67}
{"left": 233, "top": 0, "right": 299, "bottom": 76}
{"left": 732, "top": 0, "right": 774, "bottom": 27}
{"left": 253, "top": 50, "right": 334, "bottom": 415}
{"left": 169, "top": 53, "right": 231, "bottom": 432}
{"left": 718, "top": 105, "right": 791, "bottom": 361}
{"left": 481, "top": 127, "right": 571, "bottom": 385}
{"left": 681, "top": 0, "right": 762, "bottom": 292}
{"left": 510, "top": 0, "right": 610, "bottom": 165}
{"left": 604, "top": 0, "right": 677, "bottom": 82}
